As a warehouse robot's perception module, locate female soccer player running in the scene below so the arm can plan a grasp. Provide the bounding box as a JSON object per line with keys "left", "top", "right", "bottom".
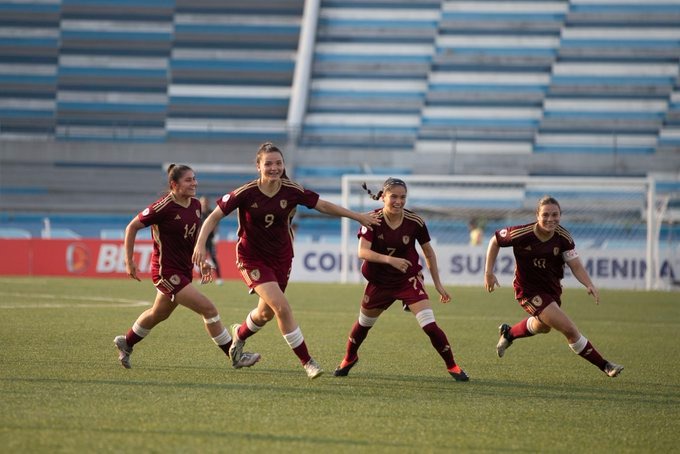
{"left": 193, "top": 142, "right": 379, "bottom": 379}
{"left": 113, "top": 164, "right": 260, "bottom": 369}
{"left": 484, "top": 195, "right": 624, "bottom": 377}
{"left": 333, "top": 178, "right": 469, "bottom": 381}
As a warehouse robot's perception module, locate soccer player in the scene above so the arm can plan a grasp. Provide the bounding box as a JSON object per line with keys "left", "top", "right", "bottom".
{"left": 113, "top": 164, "right": 261, "bottom": 370}
{"left": 193, "top": 142, "right": 380, "bottom": 379}
{"left": 484, "top": 195, "right": 624, "bottom": 377}
{"left": 333, "top": 178, "right": 469, "bottom": 381}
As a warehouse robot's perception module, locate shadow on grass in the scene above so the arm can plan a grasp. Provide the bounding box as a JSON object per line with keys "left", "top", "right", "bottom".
{"left": 3, "top": 369, "right": 679, "bottom": 408}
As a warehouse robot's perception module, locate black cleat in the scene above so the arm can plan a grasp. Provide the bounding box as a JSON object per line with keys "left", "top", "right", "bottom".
{"left": 334, "top": 357, "right": 359, "bottom": 376}
{"left": 449, "top": 368, "right": 470, "bottom": 382}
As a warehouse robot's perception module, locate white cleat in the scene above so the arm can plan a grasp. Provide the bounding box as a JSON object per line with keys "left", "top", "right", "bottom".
{"left": 228, "top": 323, "right": 245, "bottom": 367}
{"left": 303, "top": 358, "right": 324, "bottom": 379}
{"left": 604, "top": 362, "right": 624, "bottom": 377}
{"left": 114, "top": 335, "right": 132, "bottom": 369}
{"left": 233, "top": 351, "right": 261, "bottom": 369}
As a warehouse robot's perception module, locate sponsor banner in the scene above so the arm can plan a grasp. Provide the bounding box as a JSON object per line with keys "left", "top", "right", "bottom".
{"left": 291, "top": 244, "right": 678, "bottom": 290}
{"left": 0, "top": 239, "right": 239, "bottom": 279}
{"left": 3, "top": 240, "right": 677, "bottom": 289}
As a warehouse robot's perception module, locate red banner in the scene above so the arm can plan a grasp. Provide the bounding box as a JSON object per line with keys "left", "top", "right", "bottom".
{"left": 0, "top": 239, "right": 239, "bottom": 279}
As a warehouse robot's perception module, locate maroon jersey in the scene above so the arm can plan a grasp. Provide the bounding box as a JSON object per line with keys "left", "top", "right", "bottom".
{"left": 217, "top": 179, "right": 320, "bottom": 263}
{"left": 495, "top": 222, "right": 577, "bottom": 301}
{"left": 359, "top": 208, "right": 430, "bottom": 287}
{"left": 138, "top": 194, "right": 202, "bottom": 277}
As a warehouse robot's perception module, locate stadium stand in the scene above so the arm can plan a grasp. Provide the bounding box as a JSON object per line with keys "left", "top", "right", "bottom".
{"left": 0, "top": 0, "right": 59, "bottom": 138}
{"left": 301, "top": 0, "right": 439, "bottom": 148}
{"left": 536, "top": 0, "right": 680, "bottom": 156}
{"left": 167, "top": 0, "right": 303, "bottom": 142}
{"left": 0, "top": 0, "right": 679, "bottom": 240}
{"left": 56, "top": 0, "right": 173, "bottom": 141}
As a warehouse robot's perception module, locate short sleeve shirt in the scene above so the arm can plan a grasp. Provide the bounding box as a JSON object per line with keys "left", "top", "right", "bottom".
{"left": 217, "top": 179, "right": 320, "bottom": 263}
{"left": 138, "top": 194, "right": 202, "bottom": 277}
{"left": 359, "top": 208, "right": 431, "bottom": 287}
{"left": 495, "top": 222, "right": 576, "bottom": 300}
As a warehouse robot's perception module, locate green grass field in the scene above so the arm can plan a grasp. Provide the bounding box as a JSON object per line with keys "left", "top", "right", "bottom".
{"left": 1, "top": 277, "right": 678, "bottom": 453}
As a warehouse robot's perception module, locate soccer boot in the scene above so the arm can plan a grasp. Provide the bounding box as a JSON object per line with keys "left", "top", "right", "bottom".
{"left": 333, "top": 357, "right": 359, "bottom": 377}
{"left": 113, "top": 335, "right": 132, "bottom": 369}
{"left": 496, "top": 323, "right": 513, "bottom": 358}
{"left": 604, "top": 362, "right": 624, "bottom": 377}
{"left": 448, "top": 365, "right": 470, "bottom": 382}
{"left": 303, "top": 357, "right": 324, "bottom": 379}
{"left": 228, "top": 323, "right": 245, "bottom": 367}
{"left": 233, "top": 351, "right": 261, "bottom": 369}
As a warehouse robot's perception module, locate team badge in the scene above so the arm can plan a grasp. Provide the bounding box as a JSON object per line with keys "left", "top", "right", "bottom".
{"left": 280, "top": 200, "right": 288, "bottom": 209}
{"left": 531, "top": 295, "right": 543, "bottom": 307}
{"left": 250, "top": 269, "right": 261, "bottom": 281}
{"left": 402, "top": 235, "right": 410, "bottom": 244}
{"left": 170, "top": 274, "right": 181, "bottom": 285}
{"left": 222, "top": 194, "right": 231, "bottom": 203}
{"left": 360, "top": 226, "right": 368, "bottom": 234}
{"left": 553, "top": 247, "right": 560, "bottom": 256}
{"left": 196, "top": 209, "right": 200, "bottom": 218}
{"left": 362, "top": 295, "right": 370, "bottom": 304}
{"left": 142, "top": 208, "right": 150, "bottom": 216}
{"left": 499, "top": 228, "right": 507, "bottom": 238}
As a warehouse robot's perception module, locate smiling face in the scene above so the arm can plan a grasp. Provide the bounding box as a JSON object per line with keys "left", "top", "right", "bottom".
{"left": 171, "top": 169, "right": 197, "bottom": 199}
{"left": 256, "top": 150, "right": 285, "bottom": 183}
{"left": 536, "top": 202, "right": 561, "bottom": 234}
{"left": 382, "top": 184, "right": 407, "bottom": 216}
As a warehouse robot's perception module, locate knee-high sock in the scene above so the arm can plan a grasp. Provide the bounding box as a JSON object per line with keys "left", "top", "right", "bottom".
{"left": 344, "top": 312, "right": 378, "bottom": 362}
{"left": 508, "top": 317, "right": 536, "bottom": 340}
{"left": 236, "top": 309, "right": 263, "bottom": 341}
{"left": 417, "top": 309, "right": 456, "bottom": 369}
{"left": 283, "top": 327, "right": 311, "bottom": 365}
{"left": 569, "top": 335, "right": 608, "bottom": 370}
{"left": 126, "top": 322, "right": 150, "bottom": 347}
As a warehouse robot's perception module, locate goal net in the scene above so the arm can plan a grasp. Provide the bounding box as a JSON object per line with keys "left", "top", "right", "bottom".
{"left": 340, "top": 175, "right": 674, "bottom": 290}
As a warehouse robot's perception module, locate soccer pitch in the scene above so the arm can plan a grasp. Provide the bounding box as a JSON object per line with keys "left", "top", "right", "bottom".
{"left": 1, "top": 277, "right": 678, "bottom": 453}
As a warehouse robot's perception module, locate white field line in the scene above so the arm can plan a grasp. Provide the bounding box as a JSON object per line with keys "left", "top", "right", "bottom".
{"left": 0, "top": 292, "right": 151, "bottom": 308}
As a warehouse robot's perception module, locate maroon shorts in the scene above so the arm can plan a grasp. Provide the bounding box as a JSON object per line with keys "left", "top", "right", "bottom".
{"left": 153, "top": 270, "right": 192, "bottom": 300}
{"left": 361, "top": 273, "right": 430, "bottom": 311}
{"left": 518, "top": 292, "right": 561, "bottom": 316}
{"left": 237, "top": 256, "right": 292, "bottom": 293}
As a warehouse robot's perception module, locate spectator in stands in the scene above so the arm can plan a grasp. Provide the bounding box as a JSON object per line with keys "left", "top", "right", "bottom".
{"left": 484, "top": 195, "right": 624, "bottom": 377}
{"left": 113, "top": 164, "right": 260, "bottom": 370}
{"left": 333, "top": 178, "right": 469, "bottom": 381}
{"left": 468, "top": 218, "right": 484, "bottom": 246}
{"left": 193, "top": 142, "right": 380, "bottom": 379}
{"left": 199, "top": 196, "right": 223, "bottom": 285}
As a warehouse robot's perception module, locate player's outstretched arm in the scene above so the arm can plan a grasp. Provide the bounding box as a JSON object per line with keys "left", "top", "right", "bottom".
{"left": 314, "top": 199, "right": 380, "bottom": 230}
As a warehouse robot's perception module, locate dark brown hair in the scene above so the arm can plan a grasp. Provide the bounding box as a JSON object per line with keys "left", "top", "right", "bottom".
{"left": 361, "top": 177, "right": 408, "bottom": 201}
{"left": 256, "top": 142, "right": 288, "bottom": 179}
{"left": 166, "top": 163, "right": 193, "bottom": 190}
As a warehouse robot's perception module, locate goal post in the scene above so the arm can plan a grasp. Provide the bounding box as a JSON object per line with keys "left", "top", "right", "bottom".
{"left": 340, "top": 174, "right": 671, "bottom": 290}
